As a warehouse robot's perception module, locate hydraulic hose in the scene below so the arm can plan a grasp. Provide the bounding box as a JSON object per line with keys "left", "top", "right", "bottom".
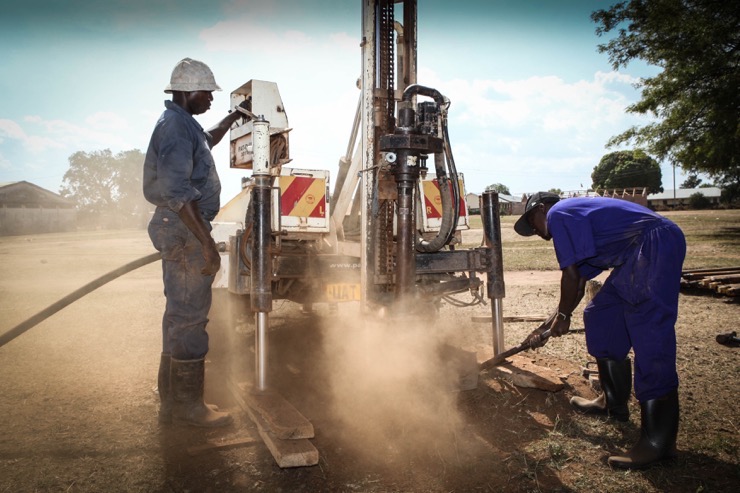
{"left": 406, "top": 84, "right": 460, "bottom": 253}
{"left": 415, "top": 153, "right": 455, "bottom": 252}
{"left": 401, "top": 84, "right": 446, "bottom": 106}
{"left": 442, "top": 122, "right": 461, "bottom": 244}
{"left": 0, "top": 252, "right": 162, "bottom": 348}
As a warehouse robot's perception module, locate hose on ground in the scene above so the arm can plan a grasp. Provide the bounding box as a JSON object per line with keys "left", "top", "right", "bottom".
{"left": 0, "top": 252, "right": 162, "bottom": 348}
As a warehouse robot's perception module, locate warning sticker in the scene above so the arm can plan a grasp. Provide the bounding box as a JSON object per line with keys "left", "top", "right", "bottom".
{"left": 279, "top": 175, "right": 327, "bottom": 218}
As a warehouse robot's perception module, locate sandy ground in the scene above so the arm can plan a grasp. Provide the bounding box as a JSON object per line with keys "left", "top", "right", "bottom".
{"left": 0, "top": 229, "right": 737, "bottom": 493}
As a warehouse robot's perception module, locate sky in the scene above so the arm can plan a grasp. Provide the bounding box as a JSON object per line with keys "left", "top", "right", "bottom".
{"left": 0, "top": 0, "right": 687, "bottom": 202}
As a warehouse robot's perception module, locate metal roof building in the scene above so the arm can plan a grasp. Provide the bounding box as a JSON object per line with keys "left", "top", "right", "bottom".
{"left": 647, "top": 187, "right": 722, "bottom": 208}
{"left": 0, "top": 181, "right": 77, "bottom": 236}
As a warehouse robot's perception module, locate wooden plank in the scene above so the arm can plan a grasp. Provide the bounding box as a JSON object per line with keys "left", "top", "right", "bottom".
{"left": 248, "top": 391, "right": 315, "bottom": 439}
{"left": 484, "top": 354, "right": 565, "bottom": 392}
{"left": 228, "top": 378, "right": 319, "bottom": 468}
{"left": 682, "top": 267, "right": 740, "bottom": 277}
{"left": 718, "top": 283, "right": 740, "bottom": 295}
{"left": 707, "top": 274, "right": 740, "bottom": 284}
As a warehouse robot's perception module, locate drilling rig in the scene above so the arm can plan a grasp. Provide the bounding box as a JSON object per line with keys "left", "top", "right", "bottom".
{"left": 213, "top": 0, "right": 506, "bottom": 467}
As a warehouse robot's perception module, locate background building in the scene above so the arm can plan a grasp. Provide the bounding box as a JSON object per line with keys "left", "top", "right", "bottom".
{"left": 0, "top": 181, "right": 77, "bottom": 236}
{"left": 647, "top": 187, "right": 723, "bottom": 209}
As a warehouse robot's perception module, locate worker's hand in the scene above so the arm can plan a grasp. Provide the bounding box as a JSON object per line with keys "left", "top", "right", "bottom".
{"left": 549, "top": 315, "right": 571, "bottom": 337}
{"left": 236, "top": 99, "right": 253, "bottom": 120}
{"left": 201, "top": 240, "right": 221, "bottom": 276}
{"left": 524, "top": 325, "right": 549, "bottom": 349}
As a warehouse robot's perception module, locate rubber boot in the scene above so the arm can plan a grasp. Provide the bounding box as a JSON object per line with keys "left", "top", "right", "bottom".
{"left": 158, "top": 353, "right": 173, "bottom": 424}
{"left": 157, "top": 353, "right": 219, "bottom": 424}
{"left": 170, "top": 357, "right": 233, "bottom": 428}
{"left": 570, "top": 357, "right": 631, "bottom": 422}
{"left": 608, "top": 390, "right": 679, "bottom": 469}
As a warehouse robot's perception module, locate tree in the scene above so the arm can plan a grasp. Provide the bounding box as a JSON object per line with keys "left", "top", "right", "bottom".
{"left": 548, "top": 188, "right": 563, "bottom": 195}
{"left": 592, "top": 0, "right": 740, "bottom": 177}
{"left": 688, "top": 192, "right": 711, "bottom": 210}
{"left": 591, "top": 150, "right": 663, "bottom": 192}
{"left": 60, "top": 149, "right": 151, "bottom": 226}
{"left": 715, "top": 166, "right": 740, "bottom": 204}
{"left": 681, "top": 173, "right": 702, "bottom": 189}
{"left": 485, "top": 183, "right": 511, "bottom": 195}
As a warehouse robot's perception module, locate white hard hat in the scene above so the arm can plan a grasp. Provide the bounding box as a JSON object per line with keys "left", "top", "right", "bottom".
{"left": 164, "top": 58, "right": 222, "bottom": 93}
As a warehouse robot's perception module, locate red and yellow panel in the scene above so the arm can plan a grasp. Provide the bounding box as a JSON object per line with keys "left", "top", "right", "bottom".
{"left": 279, "top": 175, "right": 327, "bottom": 218}
{"left": 421, "top": 177, "right": 468, "bottom": 221}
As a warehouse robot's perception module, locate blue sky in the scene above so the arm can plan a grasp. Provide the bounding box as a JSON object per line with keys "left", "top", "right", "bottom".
{"left": 0, "top": 0, "right": 684, "bottom": 202}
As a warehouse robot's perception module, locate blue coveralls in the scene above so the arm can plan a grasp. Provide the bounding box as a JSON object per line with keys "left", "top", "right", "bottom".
{"left": 143, "top": 100, "right": 221, "bottom": 360}
{"left": 547, "top": 198, "right": 686, "bottom": 402}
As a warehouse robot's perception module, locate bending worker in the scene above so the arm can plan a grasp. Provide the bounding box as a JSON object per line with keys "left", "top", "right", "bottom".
{"left": 515, "top": 192, "right": 686, "bottom": 469}
{"left": 143, "top": 58, "right": 248, "bottom": 427}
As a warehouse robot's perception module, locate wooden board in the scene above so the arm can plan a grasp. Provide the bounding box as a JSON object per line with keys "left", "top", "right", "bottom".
{"left": 681, "top": 266, "right": 740, "bottom": 296}
{"left": 484, "top": 354, "right": 565, "bottom": 392}
{"left": 228, "top": 378, "right": 319, "bottom": 468}
{"left": 248, "top": 391, "right": 315, "bottom": 439}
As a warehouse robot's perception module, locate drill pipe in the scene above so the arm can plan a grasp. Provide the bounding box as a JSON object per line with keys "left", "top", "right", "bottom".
{"left": 481, "top": 191, "right": 505, "bottom": 356}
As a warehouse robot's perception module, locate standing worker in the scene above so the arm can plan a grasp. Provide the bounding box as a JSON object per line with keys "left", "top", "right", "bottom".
{"left": 143, "top": 58, "right": 247, "bottom": 427}
{"left": 515, "top": 192, "right": 686, "bottom": 469}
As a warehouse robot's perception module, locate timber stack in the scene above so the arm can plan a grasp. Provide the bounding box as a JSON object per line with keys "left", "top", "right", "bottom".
{"left": 681, "top": 267, "right": 740, "bottom": 297}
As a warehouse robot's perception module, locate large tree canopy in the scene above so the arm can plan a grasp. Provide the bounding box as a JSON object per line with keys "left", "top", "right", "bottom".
{"left": 592, "top": 150, "right": 663, "bottom": 193}
{"left": 592, "top": 0, "right": 739, "bottom": 176}
{"left": 485, "top": 183, "right": 511, "bottom": 195}
{"left": 60, "top": 149, "right": 150, "bottom": 222}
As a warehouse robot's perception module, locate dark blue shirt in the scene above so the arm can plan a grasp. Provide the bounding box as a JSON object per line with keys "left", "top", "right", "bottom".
{"left": 546, "top": 197, "right": 666, "bottom": 279}
{"left": 143, "top": 100, "right": 221, "bottom": 221}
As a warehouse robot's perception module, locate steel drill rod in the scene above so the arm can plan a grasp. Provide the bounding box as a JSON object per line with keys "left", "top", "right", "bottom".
{"left": 255, "top": 311, "right": 269, "bottom": 392}
{"left": 481, "top": 191, "right": 506, "bottom": 356}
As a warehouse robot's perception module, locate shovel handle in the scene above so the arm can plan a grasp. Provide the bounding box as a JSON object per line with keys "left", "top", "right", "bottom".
{"left": 480, "top": 329, "right": 551, "bottom": 370}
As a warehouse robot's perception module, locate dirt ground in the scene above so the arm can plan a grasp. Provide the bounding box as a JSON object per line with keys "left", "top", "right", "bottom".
{"left": 0, "top": 229, "right": 738, "bottom": 493}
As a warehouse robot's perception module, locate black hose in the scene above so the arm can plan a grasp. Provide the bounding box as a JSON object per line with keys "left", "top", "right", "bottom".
{"left": 415, "top": 106, "right": 460, "bottom": 252}
{"left": 415, "top": 157, "right": 454, "bottom": 252}
{"left": 402, "top": 84, "right": 446, "bottom": 106}
{"left": 0, "top": 252, "right": 162, "bottom": 348}
{"left": 442, "top": 122, "right": 461, "bottom": 245}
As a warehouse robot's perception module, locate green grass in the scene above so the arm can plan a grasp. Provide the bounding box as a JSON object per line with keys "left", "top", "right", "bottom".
{"left": 661, "top": 209, "right": 740, "bottom": 269}
{"left": 465, "top": 209, "right": 740, "bottom": 271}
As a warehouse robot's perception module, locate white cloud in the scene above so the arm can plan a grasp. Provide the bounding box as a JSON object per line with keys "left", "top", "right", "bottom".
{"left": 0, "top": 113, "right": 135, "bottom": 169}
{"left": 200, "top": 19, "right": 314, "bottom": 54}
{"left": 1, "top": 118, "right": 64, "bottom": 154}
{"left": 409, "top": 68, "right": 655, "bottom": 194}
{"left": 328, "top": 31, "right": 359, "bottom": 51}
{"left": 85, "top": 112, "right": 129, "bottom": 131}
{"left": 0, "top": 152, "right": 10, "bottom": 170}
{"left": 0, "top": 119, "right": 26, "bottom": 140}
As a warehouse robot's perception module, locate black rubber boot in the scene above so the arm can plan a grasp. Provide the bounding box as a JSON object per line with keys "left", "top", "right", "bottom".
{"left": 158, "top": 353, "right": 219, "bottom": 424}
{"left": 570, "top": 357, "right": 631, "bottom": 422}
{"left": 608, "top": 389, "right": 679, "bottom": 469}
{"left": 170, "top": 357, "right": 233, "bottom": 428}
{"left": 158, "top": 352, "right": 173, "bottom": 424}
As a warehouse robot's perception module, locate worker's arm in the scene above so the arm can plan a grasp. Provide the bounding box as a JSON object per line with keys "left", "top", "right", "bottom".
{"left": 549, "top": 264, "right": 586, "bottom": 336}
{"left": 525, "top": 264, "right": 586, "bottom": 347}
{"left": 207, "top": 101, "right": 252, "bottom": 147}
{"left": 177, "top": 201, "right": 221, "bottom": 276}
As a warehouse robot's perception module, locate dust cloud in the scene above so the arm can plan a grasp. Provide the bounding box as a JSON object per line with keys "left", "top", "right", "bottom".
{"left": 320, "top": 308, "right": 467, "bottom": 462}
